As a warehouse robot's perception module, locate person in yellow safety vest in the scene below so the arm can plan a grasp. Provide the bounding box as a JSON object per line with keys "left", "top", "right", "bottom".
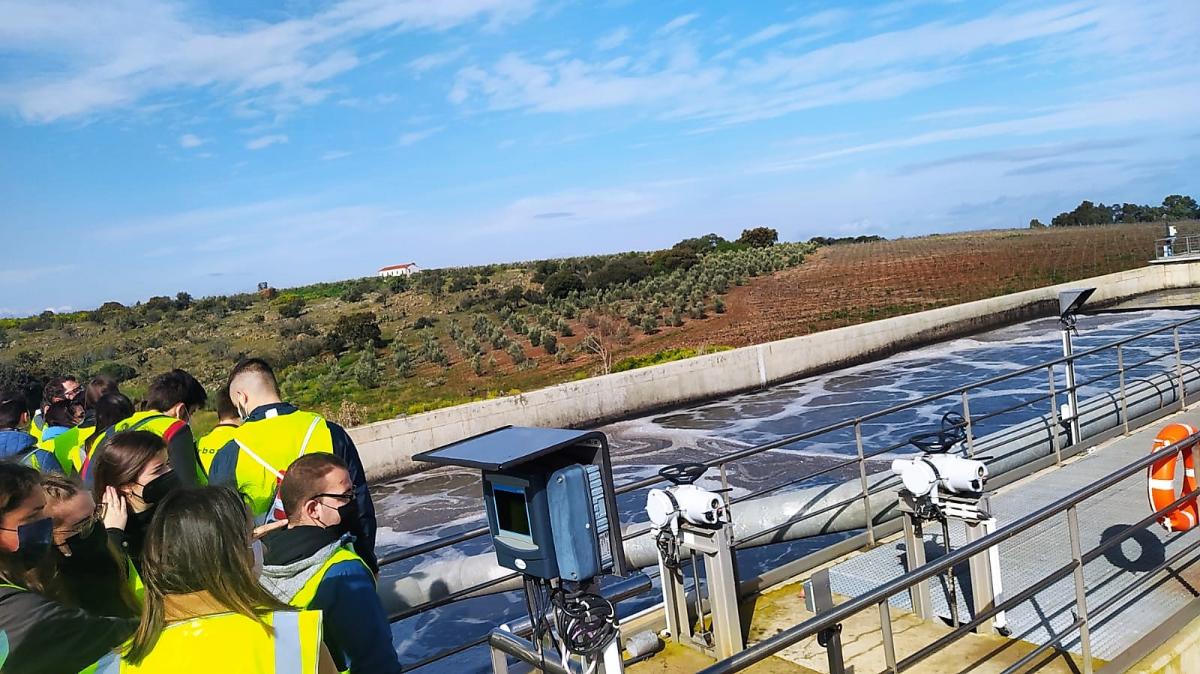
{"left": 76, "top": 393, "right": 136, "bottom": 478}
{"left": 260, "top": 454, "right": 402, "bottom": 674}
{"left": 41, "top": 473, "right": 141, "bottom": 618}
{"left": 91, "top": 485, "right": 338, "bottom": 673}
{"left": 82, "top": 370, "right": 208, "bottom": 488}
{"left": 43, "top": 375, "right": 121, "bottom": 476}
{"left": 91, "top": 432, "right": 185, "bottom": 577}
{"left": 210, "top": 358, "right": 378, "bottom": 571}
{"left": 0, "top": 463, "right": 135, "bottom": 673}
{"left": 29, "top": 376, "right": 81, "bottom": 443}
{"left": 196, "top": 386, "right": 240, "bottom": 476}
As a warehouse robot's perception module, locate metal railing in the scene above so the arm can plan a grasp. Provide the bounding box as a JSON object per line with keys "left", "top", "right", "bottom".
{"left": 696, "top": 427, "right": 1200, "bottom": 674}
{"left": 390, "top": 312, "right": 1200, "bottom": 669}
{"left": 1156, "top": 235, "right": 1200, "bottom": 259}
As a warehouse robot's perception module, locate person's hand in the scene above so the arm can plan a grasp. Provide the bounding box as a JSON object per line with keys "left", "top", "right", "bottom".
{"left": 252, "top": 519, "right": 287, "bottom": 541}
{"left": 102, "top": 487, "right": 128, "bottom": 531}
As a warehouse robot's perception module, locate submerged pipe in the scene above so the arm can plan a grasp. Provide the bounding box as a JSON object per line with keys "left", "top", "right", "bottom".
{"left": 379, "top": 368, "right": 1200, "bottom": 617}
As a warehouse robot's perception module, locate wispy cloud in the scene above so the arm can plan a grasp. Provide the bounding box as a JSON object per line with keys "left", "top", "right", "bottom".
{"left": 179, "top": 133, "right": 204, "bottom": 149}
{"left": 450, "top": 3, "right": 1131, "bottom": 128}
{"left": 407, "top": 47, "right": 469, "bottom": 75}
{"left": 321, "top": 150, "right": 351, "bottom": 161}
{"left": 896, "top": 138, "right": 1143, "bottom": 175}
{"left": 658, "top": 13, "right": 699, "bottom": 34}
{"left": 594, "top": 27, "right": 630, "bottom": 51}
{"left": 0, "top": 0, "right": 536, "bottom": 123}
{"left": 398, "top": 126, "right": 444, "bottom": 146}
{"left": 246, "top": 134, "right": 288, "bottom": 150}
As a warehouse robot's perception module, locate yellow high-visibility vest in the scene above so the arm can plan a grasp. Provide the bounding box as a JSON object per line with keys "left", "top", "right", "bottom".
{"left": 28, "top": 412, "right": 46, "bottom": 442}
{"left": 93, "top": 411, "right": 206, "bottom": 485}
{"left": 92, "top": 609, "right": 323, "bottom": 673}
{"left": 289, "top": 545, "right": 371, "bottom": 609}
{"left": 39, "top": 424, "right": 97, "bottom": 477}
{"left": 231, "top": 411, "right": 333, "bottom": 521}
{"left": 197, "top": 423, "right": 238, "bottom": 476}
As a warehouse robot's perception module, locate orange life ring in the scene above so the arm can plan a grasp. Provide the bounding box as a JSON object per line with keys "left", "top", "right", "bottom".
{"left": 1148, "top": 422, "right": 1200, "bottom": 532}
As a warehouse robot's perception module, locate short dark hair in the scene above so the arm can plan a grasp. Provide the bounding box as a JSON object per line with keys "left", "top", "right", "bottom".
{"left": 280, "top": 453, "right": 348, "bottom": 518}
{"left": 0, "top": 390, "right": 26, "bottom": 429}
{"left": 214, "top": 386, "right": 238, "bottom": 421}
{"left": 83, "top": 376, "right": 119, "bottom": 410}
{"left": 42, "top": 376, "right": 79, "bottom": 405}
{"left": 227, "top": 358, "right": 277, "bottom": 390}
{"left": 43, "top": 399, "right": 82, "bottom": 428}
{"left": 143, "top": 369, "right": 207, "bottom": 413}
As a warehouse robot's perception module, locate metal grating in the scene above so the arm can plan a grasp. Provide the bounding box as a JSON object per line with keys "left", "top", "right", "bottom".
{"left": 826, "top": 411, "right": 1200, "bottom": 661}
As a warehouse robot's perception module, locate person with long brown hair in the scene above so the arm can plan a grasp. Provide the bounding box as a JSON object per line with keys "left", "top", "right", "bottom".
{"left": 112, "top": 487, "right": 336, "bottom": 672}
{"left": 0, "top": 463, "right": 133, "bottom": 672}
{"left": 42, "top": 473, "right": 139, "bottom": 619}
{"left": 90, "top": 431, "right": 184, "bottom": 574}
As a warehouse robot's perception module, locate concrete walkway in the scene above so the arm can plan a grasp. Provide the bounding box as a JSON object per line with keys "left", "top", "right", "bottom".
{"left": 827, "top": 407, "right": 1200, "bottom": 664}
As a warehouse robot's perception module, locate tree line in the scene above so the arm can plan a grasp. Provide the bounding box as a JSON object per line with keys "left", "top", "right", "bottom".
{"left": 1031, "top": 194, "right": 1199, "bottom": 228}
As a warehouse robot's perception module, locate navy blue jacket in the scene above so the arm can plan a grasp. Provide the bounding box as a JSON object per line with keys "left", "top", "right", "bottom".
{"left": 207, "top": 403, "right": 378, "bottom": 570}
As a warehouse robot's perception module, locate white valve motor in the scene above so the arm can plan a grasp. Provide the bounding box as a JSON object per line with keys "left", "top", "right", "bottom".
{"left": 646, "top": 485, "right": 727, "bottom": 533}
{"left": 890, "top": 454, "right": 988, "bottom": 498}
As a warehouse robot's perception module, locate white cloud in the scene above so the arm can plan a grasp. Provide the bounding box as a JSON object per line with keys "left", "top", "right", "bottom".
{"left": 449, "top": 3, "right": 1191, "bottom": 131}
{"left": 321, "top": 149, "right": 351, "bottom": 160}
{"left": 0, "top": 0, "right": 537, "bottom": 123}
{"left": 246, "top": 134, "right": 288, "bottom": 150}
{"left": 594, "top": 27, "right": 630, "bottom": 51}
{"left": 398, "top": 126, "right": 444, "bottom": 146}
{"left": 407, "top": 47, "right": 468, "bottom": 75}
{"left": 179, "top": 133, "right": 204, "bottom": 148}
{"left": 658, "top": 13, "right": 699, "bottom": 34}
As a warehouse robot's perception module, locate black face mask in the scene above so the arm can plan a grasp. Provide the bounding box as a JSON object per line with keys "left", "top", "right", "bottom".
{"left": 336, "top": 498, "right": 358, "bottom": 534}
{"left": 62, "top": 522, "right": 110, "bottom": 561}
{"left": 139, "top": 470, "right": 183, "bottom": 506}
{"left": 16, "top": 517, "right": 52, "bottom": 567}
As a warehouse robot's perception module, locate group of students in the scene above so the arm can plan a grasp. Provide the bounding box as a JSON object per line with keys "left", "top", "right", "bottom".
{"left": 0, "top": 358, "right": 403, "bottom": 673}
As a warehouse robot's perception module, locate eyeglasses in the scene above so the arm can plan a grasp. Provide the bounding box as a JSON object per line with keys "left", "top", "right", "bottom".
{"left": 310, "top": 491, "right": 354, "bottom": 505}
{"left": 54, "top": 503, "right": 106, "bottom": 538}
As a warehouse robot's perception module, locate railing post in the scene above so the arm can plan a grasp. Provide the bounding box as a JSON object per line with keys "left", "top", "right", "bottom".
{"left": 1067, "top": 506, "right": 1093, "bottom": 674}
{"left": 804, "top": 570, "right": 845, "bottom": 674}
{"left": 1048, "top": 366, "right": 1063, "bottom": 465}
{"left": 855, "top": 421, "right": 875, "bottom": 546}
{"left": 1062, "top": 328, "right": 1082, "bottom": 445}
{"left": 1175, "top": 327, "right": 1186, "bottom": 411}
{"left": 879, "top": 601, "right": 898, "bottom": 674}
{"left": 1117, "top": 345, "right": 1129, "bottom": 436}
{"left": 961, "top": 391, "right": 975, "bottom": 457}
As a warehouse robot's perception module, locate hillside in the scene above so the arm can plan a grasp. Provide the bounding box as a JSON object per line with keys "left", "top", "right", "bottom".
{"left": 0, "top": 223, "right": 1172, "bottom": 433}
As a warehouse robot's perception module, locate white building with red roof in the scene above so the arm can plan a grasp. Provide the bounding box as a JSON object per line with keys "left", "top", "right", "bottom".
{"left": 378, "top": 263, "right": 418, "bottom": 277}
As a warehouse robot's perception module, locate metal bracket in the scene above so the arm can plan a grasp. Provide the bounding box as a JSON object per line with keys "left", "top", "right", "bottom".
{"left": 657, "top": 522, "right": 745, "bottom": 659}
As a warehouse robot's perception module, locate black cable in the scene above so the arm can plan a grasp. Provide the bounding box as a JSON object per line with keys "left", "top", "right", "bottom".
{"left": 551, "top": 586, "right": 618, "bottom": 658}
{"left": 656, "top": 529, "right": 681, "bottom": 570}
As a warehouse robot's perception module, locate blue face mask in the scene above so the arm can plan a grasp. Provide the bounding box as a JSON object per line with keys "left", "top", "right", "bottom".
{"left": 15, "top": 517, "right": 52, "bottom": 567}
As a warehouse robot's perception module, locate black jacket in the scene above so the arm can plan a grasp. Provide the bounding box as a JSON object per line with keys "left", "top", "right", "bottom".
{"left": 208, "top": 403, "right": 378, "bottom": 570}
{"left": 0, "top": 585, "right": 134, "bottom": 673}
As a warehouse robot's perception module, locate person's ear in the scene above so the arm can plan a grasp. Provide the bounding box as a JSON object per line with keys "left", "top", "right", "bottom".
{"left": 168, "top": 402, "right": 187, "bottom": 419}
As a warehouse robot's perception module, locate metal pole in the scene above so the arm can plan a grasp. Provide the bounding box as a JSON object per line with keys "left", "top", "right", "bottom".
{"left": 854, "top": 421, "right": 875, "bottom": 546}
{"left": 1175, "top": 327, "right": 1186, "bottom": 411}
{"left": 1047, "top": 366, "right": 1063, "bottom": 465}
{"left": 804, "top": 570, "right": 845, "bottom": 674}
{"left": 1066, "top": 506, "right": 1093, "bottom": 674}
{"left": 1117, "top": 345, "right": 1129, "bottom": 436}
{"left": 961, "top": 391, "right": 975, "bottom": 457}
{"left": 879, "top": 601, "right": 898, "bottom": 674}
{"left": 1062, "top": 327, "right": 1082, "bottom": 445}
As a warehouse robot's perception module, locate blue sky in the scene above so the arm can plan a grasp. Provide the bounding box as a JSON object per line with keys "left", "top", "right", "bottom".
{"left": 1, "top": 0, "right": 1198, "bottom": 316}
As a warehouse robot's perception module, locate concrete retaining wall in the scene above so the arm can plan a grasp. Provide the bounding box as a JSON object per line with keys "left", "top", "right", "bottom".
{"left": 349, "top": 262, "right": 1200, "bottom": 480}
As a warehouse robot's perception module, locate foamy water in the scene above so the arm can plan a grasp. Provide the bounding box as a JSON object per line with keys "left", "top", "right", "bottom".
{"left": 374, "top": 308, "right": 1200, "bottom": 671}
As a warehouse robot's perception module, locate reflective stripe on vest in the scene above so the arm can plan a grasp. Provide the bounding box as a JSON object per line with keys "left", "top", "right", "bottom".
{"left": 101, "top": 609, "right": 322, "bottom": 673}
{"left": 114, "top": 412, "right": 206, "bottom": 485}
{"left": 289, "top": 546, "right": 371, "bottom": 609}
{"left": 232, "top": 412, "right": 332, "bottom": 520}
{"left": 41, "top": 424, "right": 96, "bottom": 477}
